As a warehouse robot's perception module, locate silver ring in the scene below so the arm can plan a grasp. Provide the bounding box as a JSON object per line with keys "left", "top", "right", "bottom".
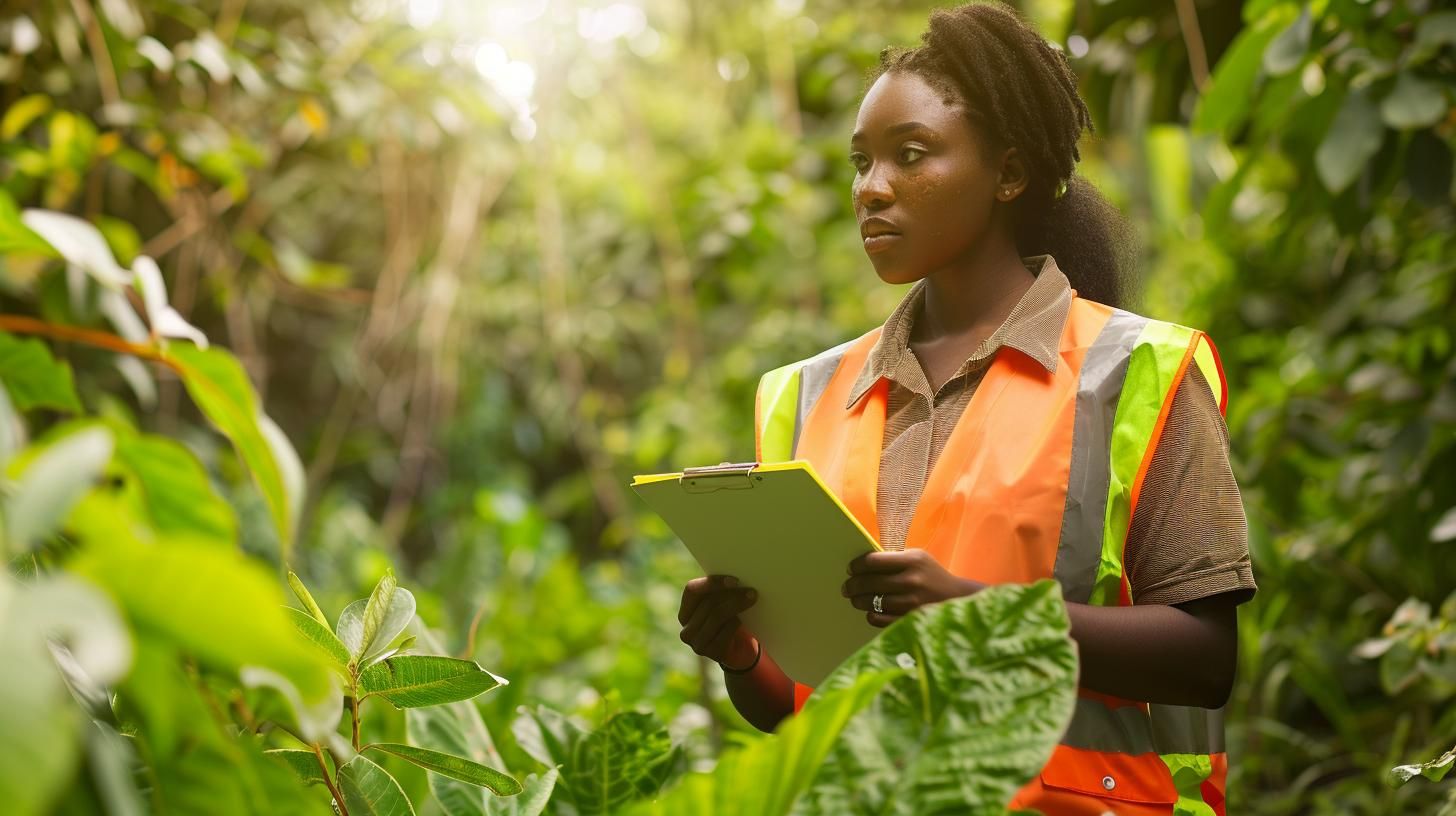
{"left": 872, "top": 593, "right": 884, "bottom": 614}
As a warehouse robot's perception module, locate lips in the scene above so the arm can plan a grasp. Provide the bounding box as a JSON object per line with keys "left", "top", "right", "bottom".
{"left": 860, "top": 217, "right": 902, "bottom": 254}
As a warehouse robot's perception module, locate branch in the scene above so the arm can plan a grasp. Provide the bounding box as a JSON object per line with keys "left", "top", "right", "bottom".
{"left": 0, "top": 315, "right": 176, "bottom": 369}
{"left": 1174, "top": 0, "right": 1211, "bottom": 92}
{"left": 67, "top": 0, "right": 122, "bottom": 108}
{"left": 312, "top": 743, "right": 350, "bottom": 816}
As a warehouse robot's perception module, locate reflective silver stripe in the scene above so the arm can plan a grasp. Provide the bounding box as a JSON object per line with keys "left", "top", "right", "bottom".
{"left": 1060, "top": 696, "right": 1157, "bottom": 755}
{"left": 1151, "top": 704, "right": 1226, "bottom": 754}
{"left": 1053, "top": 309, "right": 1149, "bottom": 604}
{"left": 790, "top": 340, "right": 855, "bottom": 457}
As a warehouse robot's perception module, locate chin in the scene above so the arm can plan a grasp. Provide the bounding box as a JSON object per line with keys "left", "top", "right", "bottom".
{"left": 867, "top": 255, "right": 926, "bottom": 287}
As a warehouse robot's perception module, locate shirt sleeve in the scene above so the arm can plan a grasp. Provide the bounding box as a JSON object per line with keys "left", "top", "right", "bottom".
{"left": 1124, "top": 364, "right": 1257, "bottom": 607}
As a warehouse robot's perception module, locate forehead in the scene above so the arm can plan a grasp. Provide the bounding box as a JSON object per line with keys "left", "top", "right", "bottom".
{"left": 853, "top": 71, "right": 966, "bottom": 137}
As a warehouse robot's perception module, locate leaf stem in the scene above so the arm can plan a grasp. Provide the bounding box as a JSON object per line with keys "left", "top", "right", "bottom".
{"left": 0, "top": 315, "right": 177, "bottom": 369}
{"left": 312, "top": 742, "right": 350, "bottom": 816}
{"left": 350, "top": 691, "right": 362, "bottom": 752}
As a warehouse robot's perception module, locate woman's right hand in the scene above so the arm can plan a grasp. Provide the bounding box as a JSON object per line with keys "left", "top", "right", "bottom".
{"left": 678, "top": 575, "right": 759, "bottom": 670}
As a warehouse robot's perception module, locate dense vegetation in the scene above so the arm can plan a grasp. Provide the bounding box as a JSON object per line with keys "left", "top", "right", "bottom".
{"left": 1, "top": 0, "right": 1453, "bottom": 813}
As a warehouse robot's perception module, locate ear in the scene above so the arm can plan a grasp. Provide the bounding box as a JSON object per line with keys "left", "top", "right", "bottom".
{"left": 995, "top": 148, "right": 1029, "bottom": 202}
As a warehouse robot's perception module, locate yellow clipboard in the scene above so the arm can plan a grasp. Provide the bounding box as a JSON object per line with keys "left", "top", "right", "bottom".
{"left": 631, "top": 460, "right": 883, "bottom": 687}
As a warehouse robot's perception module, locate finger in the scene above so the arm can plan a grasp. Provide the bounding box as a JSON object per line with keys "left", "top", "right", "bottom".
{"left": 867, "top": 611, "right": 901, "bottom": 628}
{"left": 683, "top": 588, "right": 754, "bottom": 645}
{"left": 701, "top": 615, "right": 742, "bottom": 660}
{"left": 842, "top": 572, "right": 916, "bottom": 598}
{"left": 679, "top": 575, "right": 740, "bottom": 625}
{"left": 847, "top": 550, "right": 914, "bottom": 575}
{"left": 679, "top": 577, "right": 710, "bottom": 625}
{"left": 847, "top": 592, "right": 913, "bottom": 614}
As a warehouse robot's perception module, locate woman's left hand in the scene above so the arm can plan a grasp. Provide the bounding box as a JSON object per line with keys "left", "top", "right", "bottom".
{"left": 841, "top": 549, "right": 984, "bottom": 627}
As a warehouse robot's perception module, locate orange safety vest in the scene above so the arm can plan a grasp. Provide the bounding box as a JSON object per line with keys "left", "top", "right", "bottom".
{"left": 753, "top": 295, "right": 1230, "bottom": 816}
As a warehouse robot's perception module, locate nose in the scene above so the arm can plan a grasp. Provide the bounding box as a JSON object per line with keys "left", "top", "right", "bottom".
{"left": 854, "top": 161, "right": 894, "bottom": 212}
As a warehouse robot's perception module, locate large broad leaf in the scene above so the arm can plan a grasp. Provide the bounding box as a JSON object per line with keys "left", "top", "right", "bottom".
{"left": 796, "top": 580, "right": 1078, "bottom": 816}
{"left": 337, "top": 584, "right": 416, "bottom": 664}
{"left": 1380, "top": 73, "right": 1450, "bottom": 130}
{"left": 113, "top": 431, "right": 236, "bottom": 546}
{"left": 338, "top": 755, "right": 416, "bottom": 816}
{"left": 1316, "top": 89, "right": 1386, "bottom": 194}
{"left": 365, "top": 743, "right": 521, "bottom": 796}
{"left": 0, "top": 191, "right": 55, "bottom": 256}
{"left": 164, "top": 342, "right": 299, "bottom": 549}
{"left": 1192, "top": 9, "right": 1293, "bottom": 134}
{"left": 1261, "top": 6, "right": 1310, "bottom": 77}
{"left": 0, "top": 332, "right": 81, "bottom": 413}
{"left": 408, "top": 701, "right": 516, "bottom": 815}
{"left": 515, "top": 707, "right": 682, "bottom": 814}
{"left": 360, "top": 655, "right": 504, "bottom": 708}
{"left": 0, "top": 574, "right": 131, "bottom": 816}
{"left": 629, "top": 669, "right": 902, "bottom": 816}
{"left": 4, "top": 424, "right": 113, "bottom": 551}
{"left": 69, "top": 536, "right": 334, "bottom": 702}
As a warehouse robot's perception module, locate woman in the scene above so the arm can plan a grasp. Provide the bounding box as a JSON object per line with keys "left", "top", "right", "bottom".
{"left": 676, "top": 3, "right": 1255, "bottom": 813}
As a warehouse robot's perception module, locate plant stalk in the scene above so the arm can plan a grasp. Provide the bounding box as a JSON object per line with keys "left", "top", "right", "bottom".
{"left": 312, "top": 743, "right": 349, "bottom": 816}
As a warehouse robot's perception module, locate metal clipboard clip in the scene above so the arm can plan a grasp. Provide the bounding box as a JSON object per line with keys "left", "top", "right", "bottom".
{"left": 679, "top": 462, "right": 761, "bottom": 493}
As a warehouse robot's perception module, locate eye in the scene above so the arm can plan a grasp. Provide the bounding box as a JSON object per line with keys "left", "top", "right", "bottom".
{"left": 849, "top": 152, "right": 868, "bottom": 173}
{"left": 899, "top": 146, "right": 925, "bottom": 163}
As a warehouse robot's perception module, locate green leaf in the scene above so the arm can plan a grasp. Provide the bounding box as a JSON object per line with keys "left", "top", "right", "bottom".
{"left": 288, "top": 571, "right": 332, "bottom": 628}
{"left": 360, "top": 656, "right": 504, "bottom": 708}
{"left": 484, "top": 770, "right": 558, "bottom": 816}
{"left": 338, "top": 585, "right": 416, "bottom": 663}
{"left": 365, "top": 744, "right": 521, "bottom": 796}
{"left": 630, "top": 669, "right": 901, "bottom": 816}
{"left": 164, "top": 343, "right": 298, "bottom": 549}
{"left": 1380, "top": 73, "right": 1449, "bottom": 130}
{"left": 799, "top": 580, "right": 1078, "bottom": 816}
{"left": 407, "top": 704, "right": 516, "bottom": 816}
{"left": 113, "top": 431, "right": 237, "bottom": 546}
{"left": 1316, "top": 90, "right": 1385, "bottom": 194}
{"left": 0, "top": 332, "right": 81, "bottom": 412}
{"left": 0, "top": 191, "right": 55, "bottom": 256}
{"left": 4, "top": 424, "right": 113, "bottom": 551}
{"left": 1261, "top": 7, "right": 1311, "bottom": 77}
{"left": 1193, "top": 9, "right": 1293, "bottom": 134}
{"left": 1412, "top": 12, "right": 1456, "bottom": 62}
{"left": 512, "top": 706, "right": 682, "bottom": 813}
{"left": 1392, "top": 744, "right": 1456, "bottom": 785}
{"left": 265, "top": 749, "right": 328, "bottom": 786}
{"left": 285, "top": 606, "right": 352, "bottom": 672}
{"left": 362, "top": 571, "right": 399, "bottom": 659}
{"left": 338, "top": 755, "right": 416, "bottom": 816}
{"left": 69, "top": 536, "right": 333, "bottom": 702}
{"left": 1, "top": 94, "right": 51, "bottom": 140}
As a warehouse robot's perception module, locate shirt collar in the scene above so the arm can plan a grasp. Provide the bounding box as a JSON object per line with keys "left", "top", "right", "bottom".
{"left": 845, "top": 254, "right": 1072, "bottom": 409}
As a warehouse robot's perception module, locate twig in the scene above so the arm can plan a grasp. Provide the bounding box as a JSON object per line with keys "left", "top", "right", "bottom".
{"left": 0, "top": 315, "right": 174, "bottom": 368}
{"left": 67, "top": 0, "right": 122, "bottom": 107}
{"left": 1174, "top": 0, "right": 1211, "bottom": 92}
{"left": 312, "top": 742, "right": 350, "bottom": 816}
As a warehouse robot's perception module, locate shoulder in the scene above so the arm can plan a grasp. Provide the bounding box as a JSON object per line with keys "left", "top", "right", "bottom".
{"left": 757, "top": 328, "right": 881, "bottom": 394}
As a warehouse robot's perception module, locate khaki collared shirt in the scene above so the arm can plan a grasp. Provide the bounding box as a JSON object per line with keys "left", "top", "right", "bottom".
{"left": 851, "top": 255, "right": 1256, "bottom": 607}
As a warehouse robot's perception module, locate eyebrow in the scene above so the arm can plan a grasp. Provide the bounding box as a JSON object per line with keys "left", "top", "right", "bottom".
{"left": 850, "top": 121, "right": 930, "bottom": 143}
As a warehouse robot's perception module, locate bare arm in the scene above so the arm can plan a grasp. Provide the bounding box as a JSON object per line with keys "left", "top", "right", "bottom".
{"left": 1067, "top": 592, "right": 1239, "bottom": 708}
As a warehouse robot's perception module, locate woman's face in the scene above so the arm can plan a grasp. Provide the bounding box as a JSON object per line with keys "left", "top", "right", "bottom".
{"left": 850, "top": 70, "right": 1010, "bottom": 285}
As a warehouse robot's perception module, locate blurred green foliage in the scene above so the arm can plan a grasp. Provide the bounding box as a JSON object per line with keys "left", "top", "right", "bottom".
{"left": 2, "top": 0, "right": 1455, "bottom": 812}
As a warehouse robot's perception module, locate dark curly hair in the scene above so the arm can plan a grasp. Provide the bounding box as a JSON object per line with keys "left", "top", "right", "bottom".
{"left": 868, "top": 1, "right": 1136, "bottom": 308}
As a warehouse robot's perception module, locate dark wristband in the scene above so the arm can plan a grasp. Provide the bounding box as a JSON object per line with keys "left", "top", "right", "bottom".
{"left": 719, "top": 639, "right": 762, "bottom": 675}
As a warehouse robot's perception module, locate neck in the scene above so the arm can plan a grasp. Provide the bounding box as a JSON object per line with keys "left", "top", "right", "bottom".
{"left": 914, "top": 233, "right": 1035, "bottom": 344}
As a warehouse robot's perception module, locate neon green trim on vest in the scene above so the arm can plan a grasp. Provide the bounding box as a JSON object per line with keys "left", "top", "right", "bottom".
{"left": 1161, "top": 752, "right": 1217, "bottom": 816}
{"left": 757, "top": 364, "right": 802, "bottom": 463}
{"left": 1090, "top": 320, "right": 1197, "bottom": 607}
